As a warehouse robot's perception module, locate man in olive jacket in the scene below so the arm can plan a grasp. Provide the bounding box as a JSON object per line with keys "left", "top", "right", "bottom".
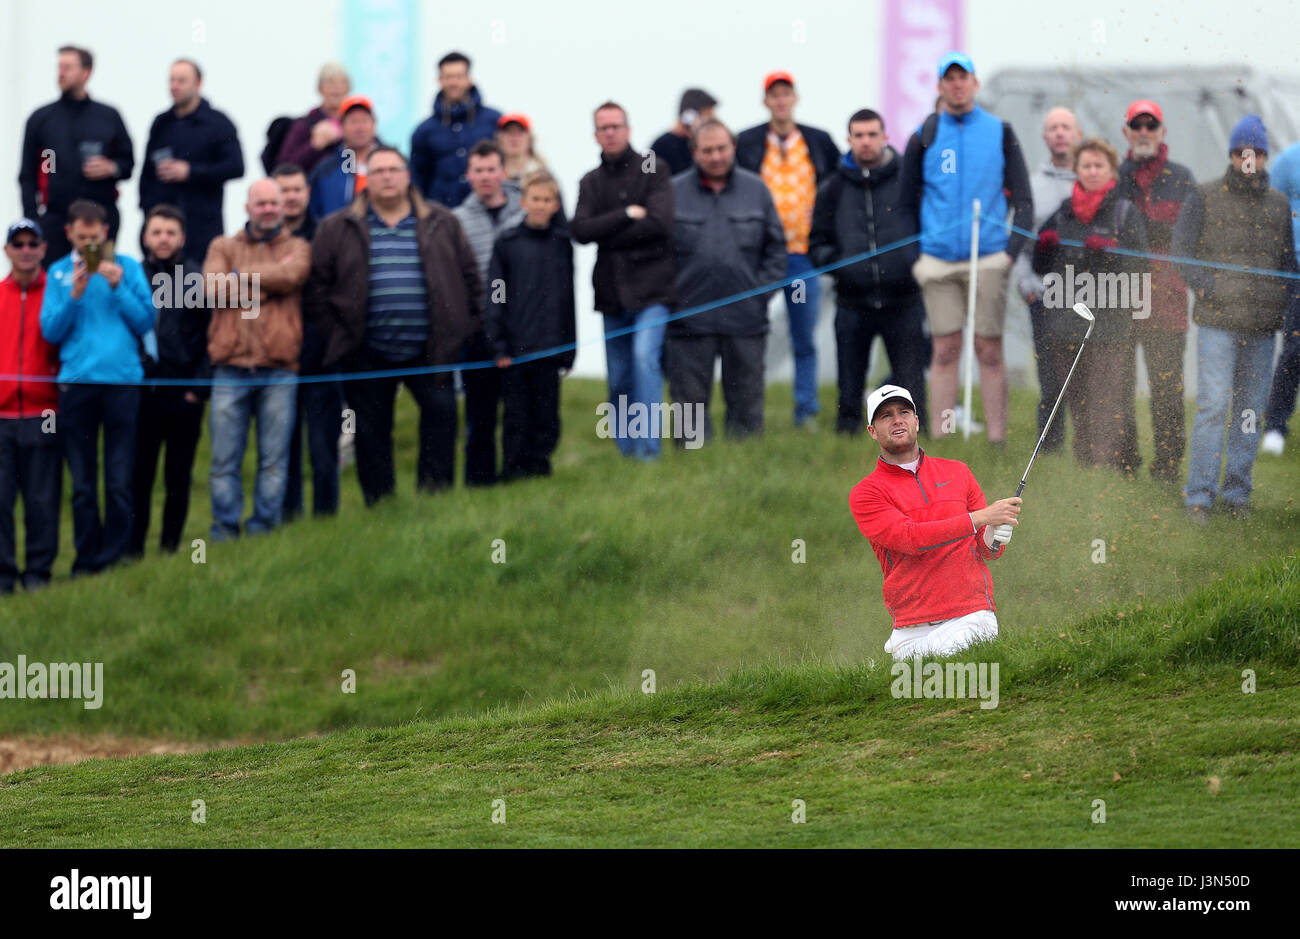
{"left": 305, "top": 147, "right": 481, "bottom": 505}
{"left": 1171, "top": 115, "right": 1299, "bottom": 522}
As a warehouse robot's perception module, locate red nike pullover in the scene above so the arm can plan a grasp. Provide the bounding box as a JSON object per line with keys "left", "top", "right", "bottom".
{"left": 849, "top": 450, "right": 1005, "bottom": 628}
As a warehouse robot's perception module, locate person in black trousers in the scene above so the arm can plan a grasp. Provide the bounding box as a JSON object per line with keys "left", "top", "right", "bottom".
{"left": 809, "top": 109, "right": 928, "bottom": 434}
{"left": 484, "top": 171, "right": 575, "bottom": 479}
{"left": 129, "top": 205, "right": 210, "bottom": 556}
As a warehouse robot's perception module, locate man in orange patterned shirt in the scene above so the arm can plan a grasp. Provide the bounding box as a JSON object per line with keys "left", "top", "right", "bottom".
{"left": 737, "top": 72, "right": 841, "bottom": 429}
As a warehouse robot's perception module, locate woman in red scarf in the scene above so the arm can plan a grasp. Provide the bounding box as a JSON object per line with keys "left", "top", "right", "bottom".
{"left": 1031, "top": 137, "right": 1150, "bottom": 471}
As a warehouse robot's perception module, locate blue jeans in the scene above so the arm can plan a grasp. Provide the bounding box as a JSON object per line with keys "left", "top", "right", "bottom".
{"left": 603, "top": 305, "right": 667, "bottom": 459}
{"left": 1185, "top": 327, "right": 1275, "bottom": 509}
{"left": 209, "top": 366, "right": 297, "bottom": 539}
{"left": 783, "top": 252, "right": 822, "bottom": 423}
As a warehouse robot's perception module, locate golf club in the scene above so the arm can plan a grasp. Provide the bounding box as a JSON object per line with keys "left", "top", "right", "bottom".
{"left": 992, "top": 302, "right": 1096, "bottom": 546}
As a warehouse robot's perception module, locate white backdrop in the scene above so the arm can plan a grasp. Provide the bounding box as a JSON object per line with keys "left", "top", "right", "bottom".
{"left": 3, "top": 0, "right": 1298, "bottom": 379}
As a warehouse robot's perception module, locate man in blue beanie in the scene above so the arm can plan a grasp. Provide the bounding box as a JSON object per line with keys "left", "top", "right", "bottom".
{"left": 1171, "top": 114, "right": 1298, "bottom": 523}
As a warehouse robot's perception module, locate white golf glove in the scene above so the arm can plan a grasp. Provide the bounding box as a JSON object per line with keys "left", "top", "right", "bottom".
{"left": 991, "top": 524, "right": 1014, "bottom": 548}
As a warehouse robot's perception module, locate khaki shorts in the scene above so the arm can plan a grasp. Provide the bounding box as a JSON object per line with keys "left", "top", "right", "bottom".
{"left": 912, "top": 251, "right": 1012, "bottom": 338}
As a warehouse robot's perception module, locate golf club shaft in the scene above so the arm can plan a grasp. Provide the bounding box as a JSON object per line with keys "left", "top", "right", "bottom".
{"left": 1015, "top": 319, "right": 1095, "bottom": 496}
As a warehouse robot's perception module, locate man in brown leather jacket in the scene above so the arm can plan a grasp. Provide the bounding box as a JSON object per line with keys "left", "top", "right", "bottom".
{"left": 202, "top": 178, "right": 310, "bottom": 540}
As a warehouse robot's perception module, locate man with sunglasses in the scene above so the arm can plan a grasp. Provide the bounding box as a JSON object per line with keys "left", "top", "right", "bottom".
{"left": 0, "top": 220, "right": 61, "bottom": 592}
{"left": 1117, "top": 100, "right": 1197, "bottom": 484}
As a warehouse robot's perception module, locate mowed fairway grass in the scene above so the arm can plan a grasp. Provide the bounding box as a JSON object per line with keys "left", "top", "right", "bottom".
{"left": 1, "top": 554, "right": 1297, "bottom": 847}
{"left": 0, "top": 379, "right": 1298, "bottom": 846}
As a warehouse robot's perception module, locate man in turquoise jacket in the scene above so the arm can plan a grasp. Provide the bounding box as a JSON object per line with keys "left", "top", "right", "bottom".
{"left": 40, "top": 199, "right": 156, "bottom": 575}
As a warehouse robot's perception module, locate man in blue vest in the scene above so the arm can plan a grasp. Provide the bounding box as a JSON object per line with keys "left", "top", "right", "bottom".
{"left": 899, "top": 52, "right": 1033, "bottom": 446}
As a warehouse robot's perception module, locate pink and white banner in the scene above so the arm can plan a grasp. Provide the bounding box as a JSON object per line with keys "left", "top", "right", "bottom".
{"left": 881, "top": 0, "right": 965, "bottom": 141}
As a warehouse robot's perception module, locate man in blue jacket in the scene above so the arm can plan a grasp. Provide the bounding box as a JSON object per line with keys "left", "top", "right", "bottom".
{"left": 308, "top": 96, "right": 381, "bottom": 222}
{"left": 410, "top": 52, "right": 502, "bottom": 208}
{"left": 40, "top": 200, "right": 156, "bottom": 575}
{"left": 898, "top": 52, "right": 1032, "bottom": 445}
{"left": 138, "top": 59, "right": 245, "bottom": 262}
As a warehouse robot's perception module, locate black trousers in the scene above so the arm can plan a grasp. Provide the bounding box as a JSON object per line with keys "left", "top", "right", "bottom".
{"left": 129, "top": 388, "right": 204, "bottom": 556}
{"left": 59, "top": 383, "right": 138, "bottom": 574}
{"left": 664, "top": 332, "right": 766, "bottom": 442}
{"left": 285, "top": 373, "right": 343, "bottom": 520}
{"left": 344, "top": 352, "right": 456, "bottom": 506}
{"left": 0, "top": 417, "right": 62, "bottom": 591}
{"left": 461, "top": 333, "right": 502, "bottom": 486}
{"left": 835, "top": 294, "right": 929, "bottom": 434}
{"left": 1028, "top": 299, "right": 1068, "bottom": 453}
{"left": 1133, "top": 320, "right": 1187, "bottom": 481}
{"left": 501, "top": 361, "right": 561, "bottom": 479}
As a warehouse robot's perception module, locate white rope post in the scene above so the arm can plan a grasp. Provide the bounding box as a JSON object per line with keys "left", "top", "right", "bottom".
{"left": 962, "top": 199, "right": 981, "bottom": 440}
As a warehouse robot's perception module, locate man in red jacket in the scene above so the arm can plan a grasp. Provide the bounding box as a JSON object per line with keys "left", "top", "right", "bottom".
{"left": 850, "top": 384, "right": 1021, "bottom": 660}
{"left": 0, "top": 219, "right": 62, "bottom": 593}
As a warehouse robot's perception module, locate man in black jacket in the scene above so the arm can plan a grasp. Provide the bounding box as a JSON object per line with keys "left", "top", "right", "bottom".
{"left": 19, "top": 46, "right": 134, "bottom": 265}
{"left": 571, "top": 101, "right": 676, "bottom": 461}
{"left": 810, "top": 109, "right": 928, "bottom": 435}
{"left": 668, "top": 120, "right": 786, "bottom": 443}
{"left": 139, "top": 59, "right": 245, "bottom": 262}
{"left": 736, "top": 72, "right": 840, "bottom": 429}
{"left": 128, "top": 205, "right": 211, "bottom": 557}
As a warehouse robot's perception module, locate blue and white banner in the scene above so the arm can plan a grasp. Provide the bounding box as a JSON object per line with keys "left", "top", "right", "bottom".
{"left": 342, "top": 0, "right": 422, "bottom": 152}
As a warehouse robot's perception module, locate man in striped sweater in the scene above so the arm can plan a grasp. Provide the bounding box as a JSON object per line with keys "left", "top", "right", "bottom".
{"left": 306, "top": 147, "right": 481, "bottom": 506}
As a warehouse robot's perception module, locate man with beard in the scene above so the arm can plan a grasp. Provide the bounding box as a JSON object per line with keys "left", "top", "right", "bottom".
{"left": 129, "top": 205, "right": 211, "bottom": 557}
{"left": 850, "top": 384, "right": 1021, "bottom": 660}
{"left": 1116, "top": 100, "right": 1197, "bottom": 483}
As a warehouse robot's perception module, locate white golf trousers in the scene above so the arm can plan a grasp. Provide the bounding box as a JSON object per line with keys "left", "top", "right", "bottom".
{"left": 884, "top": 609, "right": 999, "bottom": 661}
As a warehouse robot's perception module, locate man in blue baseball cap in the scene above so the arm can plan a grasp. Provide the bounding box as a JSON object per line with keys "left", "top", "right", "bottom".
{"left": 1172, "top": 114, "right": 1299, "bottom": 524}
{"left": 898, "top": 51, "right": 1033, "bottom": 448}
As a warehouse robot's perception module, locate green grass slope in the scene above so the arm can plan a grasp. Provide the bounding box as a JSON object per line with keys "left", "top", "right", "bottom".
{"left": 1, "top": 381, "right": 1297, "bottom": 742}
{"left": 1, "top": 554, "right": 1296, "bottom": 847}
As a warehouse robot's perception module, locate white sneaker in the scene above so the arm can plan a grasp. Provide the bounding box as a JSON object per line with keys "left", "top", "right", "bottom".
{"left": 1261, "top": 430, "right": 1285, "bottom": 456}
{"left": 952, "top": 405, "right": 986, "bottom": 435}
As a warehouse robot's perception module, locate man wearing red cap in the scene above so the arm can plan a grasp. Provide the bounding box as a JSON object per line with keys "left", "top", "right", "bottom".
{"left": 1116, "top": 99, "right": 1197, "bottom": 484}
{"left": 308, "top": 95, "right": 381, "bottom": 222}
{"left": 737, "top": 72, "right": 841, "bottom": 430}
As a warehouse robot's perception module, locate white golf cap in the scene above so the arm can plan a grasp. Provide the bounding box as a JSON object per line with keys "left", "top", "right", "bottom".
{"left": 866, "top": 384, "right": 916, "bottom": 423}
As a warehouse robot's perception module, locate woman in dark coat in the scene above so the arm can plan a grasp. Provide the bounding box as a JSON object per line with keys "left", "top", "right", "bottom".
{"left": 1033, "top": 136, "right": 1149, "bottom": 472}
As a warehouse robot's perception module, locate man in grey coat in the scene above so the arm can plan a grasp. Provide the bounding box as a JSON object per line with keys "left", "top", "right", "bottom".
{"left": 1012, "top": 106, "right": 1082, "bottom": 453}
{"left": 667, "top": 119, "right": 786, "bottom": 442}
{"left": 452, "top": 140, "right": 523, "bottom": 486}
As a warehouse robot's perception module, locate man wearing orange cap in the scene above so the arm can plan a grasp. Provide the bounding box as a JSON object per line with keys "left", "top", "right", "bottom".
{"left": 308, "top": 95, "right": 381, "bottom": 222}
{"left": 737, "top": 71, "right": 842, "bottom": 430}
{"left": 1116, "top": 99, "right": 1197, "bottom": 484}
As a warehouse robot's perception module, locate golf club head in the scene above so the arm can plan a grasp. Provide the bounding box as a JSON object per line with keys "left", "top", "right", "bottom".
{"left": 1073, "top": 302, "right": 1096, "bottom": 338}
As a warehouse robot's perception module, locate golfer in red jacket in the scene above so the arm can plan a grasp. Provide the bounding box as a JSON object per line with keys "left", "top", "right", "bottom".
{"left": 850, "top": 385, "right": 1022, "bottom": 660}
